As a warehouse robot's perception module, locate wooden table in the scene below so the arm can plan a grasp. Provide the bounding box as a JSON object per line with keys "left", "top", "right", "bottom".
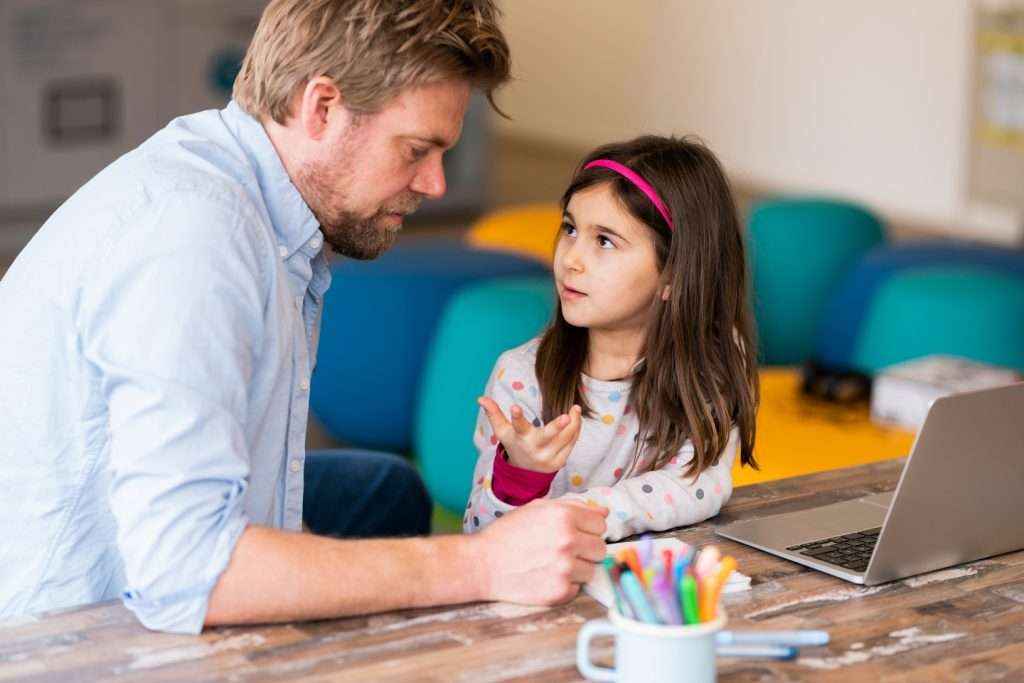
{"left": 4, "top": 458, "right": 1023, "bottom": 682}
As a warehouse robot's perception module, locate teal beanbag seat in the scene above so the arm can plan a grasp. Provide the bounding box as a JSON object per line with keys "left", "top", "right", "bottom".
{"left": 414, "top": 276, "right": 555, "bottom": 514}
{"left": 852, "top": 267, "right": 1024, "bottom": 373}
{"left": 748, "top": 198, "right": 885, "bottom": 365}
{"left": 817, "top": 242, "right": 1024, "bottom": 369}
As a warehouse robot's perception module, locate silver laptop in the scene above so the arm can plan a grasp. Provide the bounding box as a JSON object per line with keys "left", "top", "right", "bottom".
{"left": 716, "top": 382, "right": 1024, "bottom": 585}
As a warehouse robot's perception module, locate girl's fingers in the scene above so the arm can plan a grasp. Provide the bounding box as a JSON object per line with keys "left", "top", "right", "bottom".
{"left": 548, "top": 407, "right": 583, "bottom": 459}
{"left": 537, "top": 412, "right": 571, "bottom": 444}
{"left": 477, "top": 397, "right": 514, "bottom": 442}
{"left": 509, "top": 404, "right": 533, "bottom": 436}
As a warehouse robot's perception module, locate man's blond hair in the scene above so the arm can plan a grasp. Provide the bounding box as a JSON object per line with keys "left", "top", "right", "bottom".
{"left": 233, "top": 0, "right": 511, "bottom": 123}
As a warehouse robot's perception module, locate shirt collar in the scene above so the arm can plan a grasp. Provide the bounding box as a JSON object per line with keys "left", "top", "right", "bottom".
{"left": 222, "top": 100, "right": 323, "bottom": 260}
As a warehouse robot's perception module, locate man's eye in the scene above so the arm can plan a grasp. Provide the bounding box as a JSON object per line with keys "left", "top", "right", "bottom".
{"left": 409, "top": 147, "right": 428, "bottom": 160}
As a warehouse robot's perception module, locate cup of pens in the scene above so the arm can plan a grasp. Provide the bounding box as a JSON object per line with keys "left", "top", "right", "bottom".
{"left": 576, "top": 544, "right": 734, "bottom": 683}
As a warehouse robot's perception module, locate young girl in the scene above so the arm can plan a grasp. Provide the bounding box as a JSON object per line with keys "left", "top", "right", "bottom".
{"left": 463, "top": 135, "right": 759, "bottom": 542}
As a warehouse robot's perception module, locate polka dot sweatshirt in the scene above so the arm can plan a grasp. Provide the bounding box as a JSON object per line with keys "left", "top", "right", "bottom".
{"left": 463, "top": 338, "right": 738, "bottom": 541}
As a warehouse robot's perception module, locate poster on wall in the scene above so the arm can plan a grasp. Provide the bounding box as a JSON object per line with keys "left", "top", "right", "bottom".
{"left": 977, "top": 5, "right": 1024, "bottom": 151}
{"left": 969, "top": 1, "right": 1024, "bottom": 213}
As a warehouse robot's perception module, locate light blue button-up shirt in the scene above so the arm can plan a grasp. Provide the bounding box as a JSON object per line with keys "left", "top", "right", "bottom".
{"left": 0, "top": 101, "right": 331, "bottom": 633}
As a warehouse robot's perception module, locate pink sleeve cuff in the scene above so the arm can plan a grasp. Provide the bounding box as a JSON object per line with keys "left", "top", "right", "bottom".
{"left": 491, "top": 444, "right": 557, "bottom": 506}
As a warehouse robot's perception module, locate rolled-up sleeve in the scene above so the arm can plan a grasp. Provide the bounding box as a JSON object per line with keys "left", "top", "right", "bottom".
{"left": 78, "top": 190, "right": 267, "bottom": 633}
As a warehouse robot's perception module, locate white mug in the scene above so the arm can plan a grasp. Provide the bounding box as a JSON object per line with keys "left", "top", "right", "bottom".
{"left": 576, "top": 609, "right": 726, "bottom": 683}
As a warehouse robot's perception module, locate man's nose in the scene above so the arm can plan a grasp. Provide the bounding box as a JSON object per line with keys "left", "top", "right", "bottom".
{"left": 410, "top": 154, "right": 446, "bottom": 199}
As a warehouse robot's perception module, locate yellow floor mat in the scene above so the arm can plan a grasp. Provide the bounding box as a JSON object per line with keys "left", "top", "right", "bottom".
{"left": 733, "top": 368, "right": 915, "bottom": 487}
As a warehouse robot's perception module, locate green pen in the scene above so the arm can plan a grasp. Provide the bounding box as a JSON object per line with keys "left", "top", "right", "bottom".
{"left": 681, "top": 574, "right": 700, "bottom": 625}
{"left": 601, "top": 557, "right": 625, "bottom": 616}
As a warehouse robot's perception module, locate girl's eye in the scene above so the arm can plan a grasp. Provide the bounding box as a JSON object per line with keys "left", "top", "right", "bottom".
{"left": 561, "top": 222, "right": 577, "bottom": 237}
{"left": 597, "top": 235, "right": 616, "bottom": 249}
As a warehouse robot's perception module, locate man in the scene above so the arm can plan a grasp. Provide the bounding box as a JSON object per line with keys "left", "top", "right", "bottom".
{"left": 0, "top": 0, "right": 606, "bottom": 634}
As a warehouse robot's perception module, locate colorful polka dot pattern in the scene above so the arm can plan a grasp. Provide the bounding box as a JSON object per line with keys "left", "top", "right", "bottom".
{"left": 465, "top": 340, "right": 736, "bottom": 541}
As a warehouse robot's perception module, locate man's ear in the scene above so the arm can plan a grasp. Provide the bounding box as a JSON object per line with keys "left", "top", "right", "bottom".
{"left": 295, "top": 76, "right": 347, "bottom": 141}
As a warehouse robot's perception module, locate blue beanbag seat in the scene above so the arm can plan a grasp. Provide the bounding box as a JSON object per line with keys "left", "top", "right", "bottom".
{"left": 310, "top": 243, "right": 549, "bottom": 451}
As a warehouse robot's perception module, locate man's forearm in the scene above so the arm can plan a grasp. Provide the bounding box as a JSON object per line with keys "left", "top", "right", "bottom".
{"left": 204, "top": 525, "right": 485, "bottom": 626}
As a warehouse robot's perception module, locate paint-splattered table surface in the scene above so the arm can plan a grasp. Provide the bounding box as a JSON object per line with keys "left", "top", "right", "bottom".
{"left": 3, "top": 457, "right": 1023, "bottom": 682}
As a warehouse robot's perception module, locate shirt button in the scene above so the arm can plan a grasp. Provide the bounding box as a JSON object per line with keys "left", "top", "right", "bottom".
{"left": 299, "top": 376, "right": 310, "bottom": 391}
{"left": 289, "top": 459, "right": 302, "bottom": 473}
{"left": 309, "top": 236, "right": 322, "bottom": 249}
{"left": 278, "top": 244, "right": 288, "bottom": 258}
{"left": 294, "top": 296, "right": 303, "bottom": 310}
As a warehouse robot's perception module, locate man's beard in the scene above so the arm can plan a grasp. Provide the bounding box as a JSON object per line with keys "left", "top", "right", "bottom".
{"left": 318, "top": 201, "right": 417, "bottom": 260}
{"left": 296, "top": 161, "right": 421, "bottom": 261}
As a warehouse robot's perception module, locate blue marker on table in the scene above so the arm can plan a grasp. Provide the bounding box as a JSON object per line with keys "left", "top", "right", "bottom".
{"left": 618, "top": 569, "right": 660, "bottom": 624}
{"left": 717, "top": 630, "right": 830, "bottom": 647}
{"left": 716, "top": 644, "right": 799, "bottom": 660}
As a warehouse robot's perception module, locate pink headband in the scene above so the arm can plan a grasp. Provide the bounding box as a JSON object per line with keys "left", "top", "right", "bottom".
{"left": 584, "top": 159, "right": 673, "bottom": 230}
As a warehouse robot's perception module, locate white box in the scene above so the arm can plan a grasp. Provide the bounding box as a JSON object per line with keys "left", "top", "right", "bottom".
{"left": 871, "top": 355, "right": 1022, "bottom": 430}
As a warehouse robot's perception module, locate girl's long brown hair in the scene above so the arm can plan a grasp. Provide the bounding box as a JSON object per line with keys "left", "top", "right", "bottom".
{"left": 536, "top": 135, "right": 759, "bottom": 478}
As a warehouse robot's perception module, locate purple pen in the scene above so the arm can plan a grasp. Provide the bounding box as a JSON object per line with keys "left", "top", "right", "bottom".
{"left": 639, "top": 534, "right": 654, "bottom": 568}
{"left": 652, "top": 575, "right": 683, "bottom": 625}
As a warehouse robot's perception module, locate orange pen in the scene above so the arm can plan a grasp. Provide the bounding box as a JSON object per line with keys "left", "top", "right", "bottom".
{"left": 621, "top": 548, "right": 645, "bottom": 587}
{"left": 699, "top": 555, "right": 737, "bottom": 622}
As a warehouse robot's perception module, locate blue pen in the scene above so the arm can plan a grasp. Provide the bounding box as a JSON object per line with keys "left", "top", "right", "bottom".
{"left": 618, "top": 569, "right": 661, "bottom": 624}
{"left": 716, "top": 630, "right": 830, "bottom": 647}
{"left": 716, "top": 644, "right": 798, "bottom": 660}
{"left": 673, "top": 547, "right": 694, "bottom": 586}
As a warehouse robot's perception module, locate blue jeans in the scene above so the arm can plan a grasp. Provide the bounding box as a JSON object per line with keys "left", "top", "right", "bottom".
{"left": 302, "top": 449, "right": 433, "bottom": 538}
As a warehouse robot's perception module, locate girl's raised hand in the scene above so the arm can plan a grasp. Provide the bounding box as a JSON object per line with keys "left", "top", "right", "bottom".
{"left": 477, "top": 397, "right": 582, "bottom": 473}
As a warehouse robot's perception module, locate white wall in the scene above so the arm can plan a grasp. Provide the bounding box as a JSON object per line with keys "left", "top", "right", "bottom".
{"left": 496, "top": 0, "right": 1022, "bottom": 244}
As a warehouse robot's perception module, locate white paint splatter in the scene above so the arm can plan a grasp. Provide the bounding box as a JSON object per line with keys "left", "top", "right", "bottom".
{"left": 478, "top": 602, "right": 552, "bottom": 619}
{"left": 458, "top": 646, "right": 580, "bottom": 683}
{"left": 127, "top": 633, "right": 267, "bottom": 670}
{"left": 903, "top": 566, "right": 977, "bottom": 588}
{"left": 799, "top": 626, "right": 965, "bottom": 670}
{"left": 0, "top": 614, "right": 39, "bottom": 628}
{"left": 991, "top": 584, "right": 1024, "bottom": 605}
{"left": 513, "top": 612, "right": 584, "bottom": 634}
{"left": 744, "top": 586, "right": 885, "bottom": 620}
{"left": 362, "top": 601, "right": 550, "bottom": 637}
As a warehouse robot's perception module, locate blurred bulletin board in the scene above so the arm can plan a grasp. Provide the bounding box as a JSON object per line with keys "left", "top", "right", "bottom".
{"left": 969, "top": 2, "right": 1024, "bottom": 211}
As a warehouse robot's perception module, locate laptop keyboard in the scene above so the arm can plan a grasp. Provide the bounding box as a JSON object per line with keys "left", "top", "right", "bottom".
{"left": 786, "top": 527, "right": 881, "bottom": 573}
